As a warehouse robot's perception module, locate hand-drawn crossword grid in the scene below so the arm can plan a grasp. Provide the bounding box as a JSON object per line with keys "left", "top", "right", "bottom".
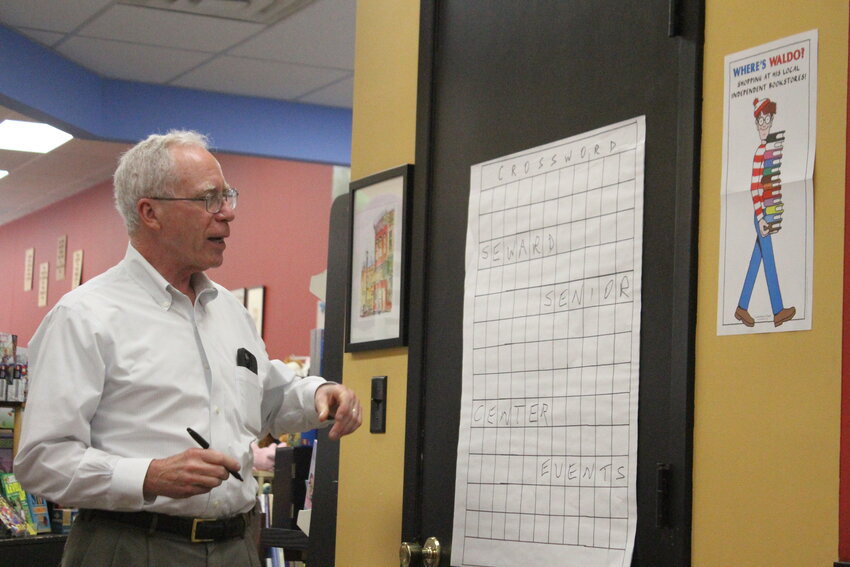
{"left": 452, "top": 117, "right": 645, "bottom": 567}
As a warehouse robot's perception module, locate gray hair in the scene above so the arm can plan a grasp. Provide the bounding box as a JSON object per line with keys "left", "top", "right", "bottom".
{"left": 113, "top": 130, "right": 210, "bottom": 234}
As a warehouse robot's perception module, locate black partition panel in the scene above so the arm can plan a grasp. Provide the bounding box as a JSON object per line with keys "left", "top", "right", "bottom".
{"left": 307, "top": 193, "right": 349, "bottom": 567}
{"left": 403, "top": 2, "right": 702, "bottom": 565}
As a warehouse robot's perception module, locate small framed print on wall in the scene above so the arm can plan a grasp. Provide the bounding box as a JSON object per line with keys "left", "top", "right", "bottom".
{"left": 230, "top": 287, "right": 247, "bottom": 306}
{"left": 345, "top": 164, "right": 413, "bottom": 352}
{"left": 246, "top": 285, "right": 265, "bottom": 338}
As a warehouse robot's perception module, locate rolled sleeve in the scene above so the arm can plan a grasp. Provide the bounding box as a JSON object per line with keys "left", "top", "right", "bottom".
{"left": 261, "top": 360, "right": 327, "bottom": 436}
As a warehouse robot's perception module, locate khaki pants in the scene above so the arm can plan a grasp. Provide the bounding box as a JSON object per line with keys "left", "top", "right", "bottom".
{"left": 61, "top": 509, "right": 263, "bottom": 567}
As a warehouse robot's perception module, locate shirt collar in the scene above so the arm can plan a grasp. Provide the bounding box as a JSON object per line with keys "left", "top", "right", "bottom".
{"left": 123, "top": 244, "right": 219, "bottom": 309}
{"left": 191, "top": 271, "right": 219, "bottom": 307}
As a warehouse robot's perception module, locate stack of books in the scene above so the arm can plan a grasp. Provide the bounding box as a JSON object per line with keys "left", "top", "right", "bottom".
{"left": 0, "top": 472, "right": 51, "bottom": 537}
{"left": 762, "top": 130, "right": 785, "bottom": 235}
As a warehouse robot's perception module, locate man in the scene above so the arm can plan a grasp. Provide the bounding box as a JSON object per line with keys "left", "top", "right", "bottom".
{"left": 734, "top": 97, "right": 796, "bottom": 328}
{"left": 14, "top": 130, "right": 361, "bottom": 566}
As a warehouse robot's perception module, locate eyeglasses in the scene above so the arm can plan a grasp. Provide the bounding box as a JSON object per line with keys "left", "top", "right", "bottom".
{"left": 147, "top": 188, "right": 238, "bottom": 214}
{"left": 756, "top": 114, "right": 774, "bottom": 126}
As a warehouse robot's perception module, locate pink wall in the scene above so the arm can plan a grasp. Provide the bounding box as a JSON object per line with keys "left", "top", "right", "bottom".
{"left": 0, "top": 152, "right": 333, "bottom": 361}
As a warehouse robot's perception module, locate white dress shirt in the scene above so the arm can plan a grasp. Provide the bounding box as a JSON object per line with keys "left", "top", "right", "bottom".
{"left": 14, "top": 244, "right": 327, "bottom": 518}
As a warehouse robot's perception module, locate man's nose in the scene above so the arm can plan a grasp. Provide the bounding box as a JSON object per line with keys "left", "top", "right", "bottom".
{"left": 216, "top": 200, "right": 236, "bottom": 220}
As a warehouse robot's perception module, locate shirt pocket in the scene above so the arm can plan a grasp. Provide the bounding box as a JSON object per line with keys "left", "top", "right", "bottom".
{"left": 234, "top": 366, "right": 262, "bottom": 435}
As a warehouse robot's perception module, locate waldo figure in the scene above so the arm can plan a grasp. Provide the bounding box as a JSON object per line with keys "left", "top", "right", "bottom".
{"left": 734, "top": 97, "right": 796, "bottom": 328}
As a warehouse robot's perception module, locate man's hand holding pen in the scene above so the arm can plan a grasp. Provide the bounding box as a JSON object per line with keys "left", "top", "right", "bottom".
{"left": 143, "top": 447, "right": 242, "bottom": 500}
{"left": 142, "top": 383, "right": 362, "bottom": 500}
{"left": 187, "top": 427, "right": 243, "bottom": 481}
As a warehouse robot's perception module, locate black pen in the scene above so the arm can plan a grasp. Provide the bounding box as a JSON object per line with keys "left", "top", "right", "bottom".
{"left": 186, "top": 427, "right": 244, "bottom": 481}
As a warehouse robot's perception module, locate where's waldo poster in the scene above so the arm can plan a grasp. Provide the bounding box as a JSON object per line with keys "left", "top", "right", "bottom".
{"left": 717, "top": 30, "right": 816, "bottom": 335}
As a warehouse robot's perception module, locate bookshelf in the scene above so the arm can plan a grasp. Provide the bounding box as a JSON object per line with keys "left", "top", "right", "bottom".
{"left": 0, "top": 350, "right": 66, "bottom": 565}
{"left": 0, "top": 469, "right": 67, "bottom": 565}
{"left": 0, "top": 405, "right": 22, "bottom": 475}
{"left": 0, "top": 533, "right": 66, "bottom": 566}
{"left": 259, "top": 445, "right": 312, "bottom": 564}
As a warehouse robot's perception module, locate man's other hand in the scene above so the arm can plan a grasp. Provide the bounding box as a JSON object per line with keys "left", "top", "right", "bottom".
{"left": 315, "top": 383, "right": 362, "bottom": 440}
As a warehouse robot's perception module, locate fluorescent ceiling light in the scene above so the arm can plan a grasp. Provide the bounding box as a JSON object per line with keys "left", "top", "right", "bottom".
{"left": 0, "top": 170, "right": 7, "bottom": 180}
{"left": 0, "top": 120, "right": 73, "bottom": 153}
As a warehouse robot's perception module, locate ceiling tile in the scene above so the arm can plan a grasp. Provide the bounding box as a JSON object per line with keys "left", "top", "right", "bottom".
{"left": 0, "top": 191, "right": 38, "bottom": 225}
{"left": 17, "top": 142, "right": 124, "bottom": 179}
{"left": 78, "top": 4, "right": 264, "bottom": 53}
{"left": 0, "top": 107, "right": 32, "bottom": 121}
{"left": 298, "top": 75, "right": 353, "bottom": 108}
{"left": 57, "top": 36, "right": 213, "bottom": 83}
{"left": 173, "top": 55, "right": 349, "bottom": 100}
{"left": 0, "top": 0, "right": 356, "bottom": 226}
{"left": 231, "top": 0, "right": 355, "bottom": 70}
{"left": 6, "top": 177, "right": 77, "bottom": 204}
{"left": 0, "top": 148, "right": 42, "bottom": 172}
{"left": 52, "top": 139, "right": 130, "bottom": 161}
{"left": 11, "top": 27, "right": 66, "bottom": 48}
{"left": 0, "top": 176, "right": 51, "bottom": 200}
{"left": 12, "top": 191, "right": 68, "bottom": 218}
{"left": 0, "top": 133, "right": 129, "bottom": 226}
{"left": 0, "top": 184, "right": 32, "bottom": 207}
{"left": 0, "top": 0, "right": 113, "bottom": 33}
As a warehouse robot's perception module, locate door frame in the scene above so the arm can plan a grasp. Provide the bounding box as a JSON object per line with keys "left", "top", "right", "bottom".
{"left": 401, "top": 0, "right": 437, "bottom": 544}
{"left": 402, "top": 2, "right": 703, "bottom": 564}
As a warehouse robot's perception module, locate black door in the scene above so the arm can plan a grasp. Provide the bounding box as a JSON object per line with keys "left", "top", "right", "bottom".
{"left": 404, "top": 1, "right": 702, "bottom": 566}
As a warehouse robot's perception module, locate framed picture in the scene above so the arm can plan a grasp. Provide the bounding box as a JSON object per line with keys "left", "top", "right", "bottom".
{"left": 246, "top": 285, "right": 265, "bottom": 338}
{"left": 345, "top": 164, "right": 413, "bottom": 351}
{"left": 229, "top": 287, "right": 247, "bottom": 306}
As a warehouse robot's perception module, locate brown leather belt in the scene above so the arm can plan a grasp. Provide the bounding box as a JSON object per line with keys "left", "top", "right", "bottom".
{"left": 80, "top": 508, "right": 249, "bottom": 543}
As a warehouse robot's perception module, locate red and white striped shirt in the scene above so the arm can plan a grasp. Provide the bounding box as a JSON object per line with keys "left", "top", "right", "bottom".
{"left": 750, "top": 143, "right": 766, "bottom": 220}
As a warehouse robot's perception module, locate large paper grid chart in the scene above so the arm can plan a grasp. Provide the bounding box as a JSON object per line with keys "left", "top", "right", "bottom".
{"left": 452, "top": 117, "right": 645, "bottom": 567}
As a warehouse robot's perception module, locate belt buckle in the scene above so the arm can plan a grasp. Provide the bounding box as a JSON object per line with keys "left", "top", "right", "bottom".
{"left": 190, "top": 518, "right": 216, "bottom": 543}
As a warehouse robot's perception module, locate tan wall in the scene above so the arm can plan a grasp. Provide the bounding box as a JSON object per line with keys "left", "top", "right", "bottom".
{"left": 693, "top": 3, "right": 847, "bottom": 566}
{"left": 348, "top": 2, "right": 420, "bottom": 181}
{"left": 337, "top": 1, "right": 419, "bottom": 565}
{"left": 342, "top": 1, "right": 849, "bottom": 565}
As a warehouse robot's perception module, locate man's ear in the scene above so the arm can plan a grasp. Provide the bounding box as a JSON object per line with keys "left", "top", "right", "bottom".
{"left": 137, "top": 198, "right": 162, "bottom": 230}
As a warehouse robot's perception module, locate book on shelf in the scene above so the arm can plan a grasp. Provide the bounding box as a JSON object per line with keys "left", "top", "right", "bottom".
{"left": 0, "top": 473, "right": 37, "bottom": 535}
{"left": 0, "top": 494, "right": 28, "bottom": 537}
{"left": 25, "top": 493, "right": 51, "bottom": 533}
{"left": 0, "top": 430, "right": 12, "bottom": 474}
{"left": 0, "top": 407, "right": 14, "bottom": 429}
{"left": 0, "top": 361, "right": 7, "bottom": 403}
{"left": 0, "top": 334, "right": 15, "bottom": 360}
{"left": 0, "top": 336, "right": 26, "bottom": 403}
{"left": 51, "top": 506, "right": 77, "bottom": 534}
{"left": 8, "top": 349, "right": 27, "bottom": 402}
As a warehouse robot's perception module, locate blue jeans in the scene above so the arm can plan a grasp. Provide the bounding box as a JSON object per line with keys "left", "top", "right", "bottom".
{"left": 738, "top": 215, "right": 784, "bottom": 315}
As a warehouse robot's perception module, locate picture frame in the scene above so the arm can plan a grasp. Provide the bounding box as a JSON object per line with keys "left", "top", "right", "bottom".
{"left": 345, "top": 164, "right": 413, "bottom": 352}
{"left": 229, "top": 287, "right": 247, "bottom": 306}
{"left": 246, "top": 285, "right": 265, "bottom": 338}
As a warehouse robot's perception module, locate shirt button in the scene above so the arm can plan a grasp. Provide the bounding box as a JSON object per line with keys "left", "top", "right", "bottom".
{"left": 215, "top": 407, "right": 221, "bottom": 414}
{"left": 161, "top": 301, "right": 169, "bottom": 308}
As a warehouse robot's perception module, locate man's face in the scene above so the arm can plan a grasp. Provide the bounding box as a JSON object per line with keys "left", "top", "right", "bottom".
{"left": 157, "top": 145, "right": 235, "bottom": 274}
{"left": 756, "top": 112, "right": 773, "bottom": 142}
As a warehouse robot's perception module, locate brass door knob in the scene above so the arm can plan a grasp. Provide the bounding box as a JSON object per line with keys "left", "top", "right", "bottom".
{"left": 422, "top": 537, "right": 441, "bottom": 567}
{"left": 399, "top": 541, "right": 421, "bottom": 567}
{"left": 399, "top": 537, "right": 441, "bottom": 567}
